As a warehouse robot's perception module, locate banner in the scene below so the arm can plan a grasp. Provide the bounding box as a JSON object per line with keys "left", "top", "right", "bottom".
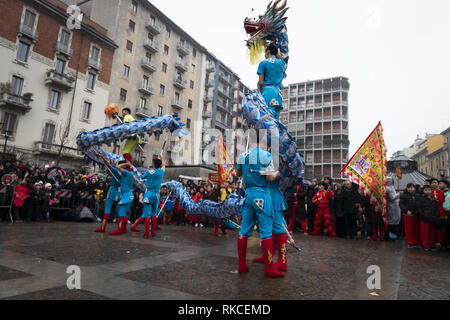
{"left": 342, "top": 122, "right": 387, "bottom": 217}
{"left": 216, "top": 134, "right": 236, "bottom": 185}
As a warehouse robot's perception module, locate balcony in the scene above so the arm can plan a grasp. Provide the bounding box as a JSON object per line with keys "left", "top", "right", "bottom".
{"left": 144, "top": 39, "right": 159, "bottom": 53}
{"left": 55, "top": 42, "right": 73, "bottom": 57}
{"left": 204, "top": 96, "right": 213, "bottom": 103}
{"left": 138, "top": 86, "right": 154, "bottom": 96}
{"left": 206, "top": 63, "right": 215, "bottom": 73}
{"left": 216, "top": 101, "right": 231, "bottom": 113}
{"left": 141, "top": 59, "right": 157, "bottom": 72}
{"left": 218, "top": 87, "right": 231, "bottom": 99}
{"left": 87, "top": 58, "right": 102, "bottom": 71}
{"left": 218, "top": 72, "right": 232, "bottom": 85}
{"left": 45, "top": 70, "right": 75, "bottom": 91}
{"left": 0, "top": 91, "right": 32, "bottom": 114}
{"left": 177, "top": 42, "right": 190, "bottom": 56}
{"left": 202, "top": 111, "right": 212, "bottom": 119}
{"left": 342, "top": 101, "right": 349, "bottom": 106}
{"left": 34, "top": 141, "right": 83, "bottom": 159}
{"left": 136, "top": 107, "right": 151, "bottom": 118}
{"left": 18, "top": 23, "right": 39, "bottom": 41}
{"left": 173, "top": 77, "right": 187, "bottom": 90}
{"left": 171, "top": 100, "right": 184, "bottom": 111}
{"left": 175, "top": 61, "right": 188, "bottom": 73}
{"left": 205, "top": 79, "right": 215, "bottom": 88}
{"left": 145, "top": 21, "right": 161, "bottom": 34}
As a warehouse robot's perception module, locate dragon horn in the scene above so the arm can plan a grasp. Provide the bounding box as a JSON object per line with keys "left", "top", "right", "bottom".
{"left": 266, "top": 0, "right": 273, "bottom": 11}
{"left": 275, "top": 0, "right": 287, "bottom": 12}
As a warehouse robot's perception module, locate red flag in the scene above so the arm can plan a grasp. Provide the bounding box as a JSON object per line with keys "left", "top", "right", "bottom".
{"left": 216, "top": 134, "right": 236, "bottom": 185}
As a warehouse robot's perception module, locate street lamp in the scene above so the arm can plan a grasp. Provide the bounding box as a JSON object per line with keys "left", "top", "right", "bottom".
{"left": 0, "top": 122, "right": 12, "bottom": 155}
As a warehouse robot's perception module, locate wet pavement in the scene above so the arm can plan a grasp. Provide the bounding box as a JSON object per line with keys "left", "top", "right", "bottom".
{"left": 0, "top": 221, "right": 448, "bottom": 300}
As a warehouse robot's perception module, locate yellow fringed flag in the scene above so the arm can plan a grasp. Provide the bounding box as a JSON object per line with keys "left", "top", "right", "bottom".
{"left": 248, "top": 39, "right": 266, "bottom": 65}
{"left": 341, "top": 122, "right": 388, "bottom": 219}
{"left": 217, "top": 134, "right": 237, "bottom": 185}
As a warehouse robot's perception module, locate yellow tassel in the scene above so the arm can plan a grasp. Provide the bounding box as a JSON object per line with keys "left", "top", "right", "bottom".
{"left": 247, "top": 39, "right": 265, "bottom": 65}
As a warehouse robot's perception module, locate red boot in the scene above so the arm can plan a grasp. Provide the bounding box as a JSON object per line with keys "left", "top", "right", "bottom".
{"left": 121, "top": 217, "right": 128, "bottom": 234}
{"left": 214, "top": 220, "right": 220, "bottom": 236}
{"left": 95, "top": 214, "right": 109, "bottom": 233}
{"left": 151, "top": 217, "right": 157, "bottom": 237}
{"left": 131, "top": 217, "right": 143, "bottom": 232}
{"left": 237, "top": 236, "right": 249, "bottom": 273}
{"left": 253, "top": 236, "right": 276, "bottom": 263}
{"left": 221, "top": 226, "right": 227, "bottom": 235}
{"left": 143, "top": 218, "right": 151, "bottom": 238}
{"left": 371, "top": 227, "right": 378, "bottom": 241}
{"left": 262, "top": 238, "right": 284, "bottom": 278}
{"left": 109, "top": 217, "right": 125, "bottom": 236}
{"left": 273, "top": 234, "right": 288, "bottom": 272}
{"left": 155, "top": 218, "right": 161, "bottom": 230}
{"left": 379, "top": 226, "right": 385, "bottom": 242}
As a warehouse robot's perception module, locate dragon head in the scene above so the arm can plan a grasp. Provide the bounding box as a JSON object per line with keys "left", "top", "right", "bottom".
{"left": 244, "top": 0, "right": 289, "bottom": 47}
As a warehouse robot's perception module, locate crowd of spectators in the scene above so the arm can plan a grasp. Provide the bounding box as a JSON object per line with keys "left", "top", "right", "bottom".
{"left": 1, "top": 160, "right": 449, "bottom": 251}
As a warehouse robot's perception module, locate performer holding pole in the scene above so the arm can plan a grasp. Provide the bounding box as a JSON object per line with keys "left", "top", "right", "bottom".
{"left": 131, "top": 155, "right": 165, "bottom": 238}
{"left": 235, "top": 130, "right": 284, "bottom": 278}
{"left": 117, "top": 108, "right": 144, "bottom": 162}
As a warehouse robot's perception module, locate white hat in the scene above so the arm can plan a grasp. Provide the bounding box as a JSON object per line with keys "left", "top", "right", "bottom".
{"left": 45, "top": 183, "right": 52, "bottom": 189}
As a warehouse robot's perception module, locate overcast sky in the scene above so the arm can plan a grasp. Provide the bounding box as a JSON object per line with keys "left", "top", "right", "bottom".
{"left": 149, "top": 0, "right": 450, "bottom": 157}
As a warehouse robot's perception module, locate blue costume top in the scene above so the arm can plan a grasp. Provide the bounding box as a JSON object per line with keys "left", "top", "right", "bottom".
{"left": 236, "top": 147, "right": 273, "bottom": 189}
{"left": 257, "top": 56, "right": 285, "bottom": 120}
{"left": 107, "top": 168, "right": 121, "bottom": 201}
{"left": 118, "top": 169, "right": 134, "bottom": 205}
{"left": 269, "top": 178, "right": 287, "bottom": 212}
{"left": 142, "top": 168, "right": 165, "bottom": 204}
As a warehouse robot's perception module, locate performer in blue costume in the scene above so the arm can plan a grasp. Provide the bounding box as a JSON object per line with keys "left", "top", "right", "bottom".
{"left": 131, "top": 155, "right": 165, "bottom": 238}
{"left": 235, "top": 131, "right": 285, "bottom": 278}
{"left": 94, "top": 165, "right": 121, "bottom": 233}
{"left": 252, "top": 176, "right": 289, "bottom": 271}
{"left": 257, "top": 44, "right": 286, "bottom": 121}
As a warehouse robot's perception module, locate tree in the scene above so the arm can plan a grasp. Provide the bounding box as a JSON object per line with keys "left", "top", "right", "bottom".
{"left": 56, "top": 119, "right": 77, "bottom": 166}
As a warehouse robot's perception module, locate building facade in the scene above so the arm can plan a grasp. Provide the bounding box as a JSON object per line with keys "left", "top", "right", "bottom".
{"left": 0, "top": 0, "right": 117, "bottom": 168}
{"left": 64, "top": 0, "right": 208, "bottom": 167}
{"left": 281, "top": 77, "right": 350, "bottom": 180}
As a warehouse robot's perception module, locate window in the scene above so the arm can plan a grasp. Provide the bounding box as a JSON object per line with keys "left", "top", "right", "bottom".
{"left": 123, "top": 65, "right": 130, "bottom": 77}
{"left": 55, "top": 58, "right": 66, "bottom": 74}
{"left": 157, "top": 105, "right": 163, "bottom": 116}
{"left": 129, "top": 20, "right": 135, "bottom": 32}
{"left": 162, "top": 63, "right": 167, "bottom": 73}
{"left": 164, "top": 45, "right": 169, "bottom": 55}
{"left": 90, "top": 46, "right": 100, "bottom": 61}
{"left": 43, "top": 123, "right": 55, "bottom": 145}
{"left": 142, "top": 75, "right": 149, "bottom": 89}
{"left": 150, "top": 16, "right": 155, "bottom": 25}
{"left": 174, "top": 92, "right": 180, "bottom": 103}
{"left": 193, "top": 48, "right": 197, "bottom": 57}
{"left": 126, "top": 40, "right": 133, "bottom": 53}
{"left": 159, "top": 85, "right": 165, "bottom": 95}
{"left": 188, "top": 99, "right": 192, "bottom": 109}
{"left": 190, "top": 80, "right": 194, "bottom": 89}
{"left": 186, "top": 119, "right": 191, "bottom": 129}
{"left": 11, "top": 76, "right": 24, "bottom": 96}
{"left": 120, "top": 88, "right": 127, "bottom": 102}
{"left": 23, "top": 10, "right": 36, "bottom": 29}
{"left": 87, "top": 72, "right": 96, "bottom": 90}
{"left": 81, "top": 102, "right": 92, "bottom": 120}
{"left": 60, "top": 29, "right": 71, "bottom": 46}
{"left": 49, "top": 89, "right": 60, "bottom": 109}
{"left": 16, "top": 41, "right": 30, "bottom": 62}
{"left": 145, "top": 52, "right": 152, "bottom": 63}
{"left": 166, "top": 28, "right": 171, "bottom": 38}
{"left": 2, "top": 112, "right": 17, "bottom": 135}
{"left": 131, "top": 0, "right": 138, "bottom": 13}
{"left": 139, "top": 97, "right": 147, "bottom": 109}
{"left": 191, "top": 64, "right": 196, "bottom": 73}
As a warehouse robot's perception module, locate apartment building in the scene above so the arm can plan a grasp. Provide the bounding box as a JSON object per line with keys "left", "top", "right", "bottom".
{"left": 281, "top": 77, "right": 350, "bottom": 180}
{"left": 0, "top": 0, "right": 117, "bottom": 168}
{"left": 63, "top": 0, "right": 207, "bottom": 167}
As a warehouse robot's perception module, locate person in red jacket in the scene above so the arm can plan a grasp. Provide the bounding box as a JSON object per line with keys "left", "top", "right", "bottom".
{"left": 431, "top": 178, "right": 447, "bottom": 245}
{"left": 12, "top": 177, "right": 31, "bottom": 222}
{"left": 310, "top": 182, "right": 336, "bottom": 237}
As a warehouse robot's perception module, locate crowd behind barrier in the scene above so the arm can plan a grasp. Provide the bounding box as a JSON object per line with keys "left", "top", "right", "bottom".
{"left": 1, "top": 160, "right": 449, "bottom": 251}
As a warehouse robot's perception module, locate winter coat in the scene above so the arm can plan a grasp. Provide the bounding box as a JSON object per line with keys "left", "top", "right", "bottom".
{"left": 340, "top": 187, "right": 360, "bottom": 216}
{"left": 399, "top": 192, "right": 419, "bottom": 216}
{"left": 332, "top": 192, "right": 344, "bottom": 218}
{"left": 13, "top": 184, "right": 30, "bottom": 207}
{"left": 360, "top": 194, "right": 382, "bottom": 226}
{"left": 41, "top": 190, "right": 55, "bottom": 212}
{"left": 417, "top": 195, "right": 440, "bottom": 224}
{"left": 386, "top": 177, "right": 401, "bottom": 225}
{"left": 287, "top": 185, "right": 307, "bottom": 219}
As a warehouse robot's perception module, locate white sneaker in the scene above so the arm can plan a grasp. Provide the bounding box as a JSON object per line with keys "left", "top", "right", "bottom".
{"left": 113, "top": 219, "right": 117, "bottom": 223}
{"left": 128, "top": 221, "right": 131, "bottom": 224}
{"left": 96, "top": 218, "right": 101, "bottom": 222}
{"left": 195, "top": 223, "right": 198, "bottom": 227}
{"left": 200, "top": 223, "right": 204, "bottom": 228}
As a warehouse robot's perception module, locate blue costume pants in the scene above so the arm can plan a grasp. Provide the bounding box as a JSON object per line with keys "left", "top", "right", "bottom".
{"left": 239, "top": 189, "right": 274, "bottom": 239}
{"left": 142, "top": 190, "right": 160, "bottom": 218}
{"left": 105, "top": 188, "right": 119, "bottom": 215}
